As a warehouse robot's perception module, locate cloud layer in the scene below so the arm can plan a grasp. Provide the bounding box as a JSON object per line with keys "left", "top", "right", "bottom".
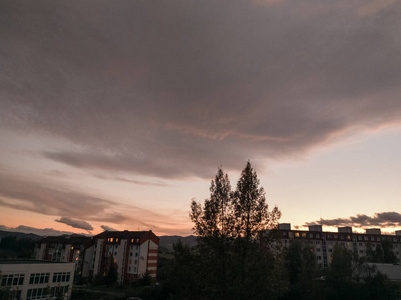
{"left": 306, "top": 212, "right": 401, "bottom": 229}
{"left": 0, "top": 0, "right": 400, "bottom": 179}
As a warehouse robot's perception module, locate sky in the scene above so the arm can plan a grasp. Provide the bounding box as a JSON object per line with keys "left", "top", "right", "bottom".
{"left": 0, "top": 0, "right": 401, "bottom": 237}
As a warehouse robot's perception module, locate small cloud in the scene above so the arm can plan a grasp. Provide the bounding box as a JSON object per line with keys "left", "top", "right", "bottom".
{"left": 100, "top": 225, "right": 116, "bottom": 231}
{"left": 55, "top": 217, "right": 93, "bottom": 231}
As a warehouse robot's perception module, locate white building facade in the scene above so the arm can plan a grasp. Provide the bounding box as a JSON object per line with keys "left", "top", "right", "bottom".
{"left": 0, "top": 260, "right": 74, "bottom": 300}
{"left": 277, "top": 224, "right": 401, "bottom": 268}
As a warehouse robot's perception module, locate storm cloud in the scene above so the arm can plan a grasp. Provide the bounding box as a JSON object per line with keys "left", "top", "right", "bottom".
{"left": 306, "top": 212, "right": 401, "bottom": 229}
{"left": 1, "top": 0, "right": 400, "bottom": 179}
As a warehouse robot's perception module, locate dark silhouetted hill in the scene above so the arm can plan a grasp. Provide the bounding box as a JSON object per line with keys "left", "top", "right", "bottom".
{"left": 159, "top": 235, "right": 197, "bottom": 252}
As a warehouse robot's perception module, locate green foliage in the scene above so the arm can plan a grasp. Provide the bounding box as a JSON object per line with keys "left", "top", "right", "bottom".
{"left": 366, "top": 240, "right": 398, "bottom": 264}
{"left": 0, "top": 236, "right": 35, "bottom": 258}
{"left": 324, "top": 245, "right": 398, "bottom": 300}
{"left": 280, "top": 241, "right": 321, "bottom": 300}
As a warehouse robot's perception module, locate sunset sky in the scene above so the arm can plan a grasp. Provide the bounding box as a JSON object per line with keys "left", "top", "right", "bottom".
{"left": 1, "top": 0, "right": 401, "bottom": 237}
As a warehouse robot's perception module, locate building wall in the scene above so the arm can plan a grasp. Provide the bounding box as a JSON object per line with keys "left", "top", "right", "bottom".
{"left": 278, "top": 224, "right": 401, "bottom": 267}
{"left": 33, "top": 230, "right": 159, "bottom": 284}
{"left": 0, "top": 261, "right": 75, "bottom": 300}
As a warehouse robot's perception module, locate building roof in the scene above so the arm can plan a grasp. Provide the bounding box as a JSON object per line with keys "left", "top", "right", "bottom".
{"left": 0, "top": 259, "right": 71, "bottom": 265}
{"left": 37, "top": 235, "right": 91, "bottom": 244}
{"left": 369, "top": 263, "right": 401, "bottom": 281}
{"left": 94, "top": 230, "right": 152, "bottom": 239}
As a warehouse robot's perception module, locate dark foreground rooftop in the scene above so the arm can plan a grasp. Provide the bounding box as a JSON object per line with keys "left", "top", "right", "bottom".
{"left": 0, "top": 259, "right": 70, "bottom": 265}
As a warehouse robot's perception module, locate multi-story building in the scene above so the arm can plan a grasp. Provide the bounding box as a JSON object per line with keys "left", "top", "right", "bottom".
{"left": 35, "top": 235, "right": 90, "bottom": 277}
{"left": 34, "top": 230, "right": 159, "bottom": 284}
{"left": 0, "top": 259, "right": 74, "bottom": 300}
{"left": 87, "top": 230, "right": 159, "bottom": 283}
{"left": 277, "top": 223, "right": 401, "bottom": 268}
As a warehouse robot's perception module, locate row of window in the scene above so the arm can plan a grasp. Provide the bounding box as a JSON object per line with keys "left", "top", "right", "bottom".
{"left": 53, "top": 272, "right": 71, "bottom": 283}
{"left": 1, "top": 272, "right": 71, "bottom": 287}
{"left": 29, "top": 273, "right": 49, "bottom": 285}
{"left": 284, "top": 231, "right": 401, "bottom": 243}
{"left": 106, "top": 237, "right": 141, "bottom": 244}
{"left": 1, "top": 274, "right": 24, "bottom": 286}
{"left": 26, "top": 285, "right": 69, "bottom": 300}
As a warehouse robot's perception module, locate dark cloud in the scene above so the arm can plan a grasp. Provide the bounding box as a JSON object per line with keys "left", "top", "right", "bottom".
{"left": 0, "top": 0, "right": 400, "bottom": 179}
{"left": 55, "top": 217, "right": 93, "bottom": 231}
{"left": 306, "top": 212, "right": 401, "bottom": 228}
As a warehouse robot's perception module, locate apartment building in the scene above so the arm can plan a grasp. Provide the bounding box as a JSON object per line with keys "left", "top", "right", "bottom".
{"left": 35, "top": 235, "right": 90, "bottom": 277}
{"left": 88, "top": 230, "right": 159, "bottom": 283}
{"left": 277, "top": 223, "right": 401, "bottom": 268}
{"left": 0, "top": 259, "right": 74, "bottom": 300}
{"left": 34, "top": 230, "right": 159, "bottom": 283}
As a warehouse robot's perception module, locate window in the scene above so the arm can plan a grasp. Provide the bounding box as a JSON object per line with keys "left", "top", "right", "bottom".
{"left": 135, "top": 253, "right": 138, "bottom": 257}
{"left": 309, "top": 233, "right": 313, "bottom": 238}
{"left": 29, "top": 273, "right": 49, "bottom": 285}
{"left": 329, "top": 249, "right": 333, "bottom": 253}
{"left": 1, "top": 274, "right": 24, "bottom": 286}
{"left": 359, "top": 243, "right": 362, "bottom": 247}
{"left": 295, "top": 233, "right": 300, "bottom": 237}
{"left": 130, "top": 252, "right": 133, "bottom": 257}
{"left": 27, "top": 287, "right": 68, "bottom": 300}
{"left": 364, "top": 236, "right": 368, "bottom": 241}
{"left": 302, "top": 233, "right": 306, "bottom": 238}
{"left": 317, "top": 256, "right": 322, "bottom": 260}
{"left": 358, "top": 236, "right": 362, "bottom": 240}
{"left": 316, "top": 234, "right": 320, "bottom": 238}
{"left": 317, "top": 248, "right": 321, "bottom": 252}
{"left": 52, "top": 272, "right": 71, "bottom": 283}
{"left": 114, "top": 252, "right": 117, "bottom": 256}
{"left": 316, "top": 241, "right": 320, "bottom": 245}
{"left": 360, "top": 250, "right": 364, "bottom": 254}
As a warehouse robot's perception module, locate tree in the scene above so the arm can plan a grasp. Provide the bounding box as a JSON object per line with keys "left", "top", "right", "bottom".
{"left": 281, "top": 241, "right": 321, "bottom": 300}
{"left": 190, "top": 167, "right": 234, "bottom": 297}
{"left": 231, "top": 161, "right": 281, "bottom": 291}
{"left": 190, "top": 166, "right": 233, "bottom": 239}
{"left": 188, "top": 162, "right": 284, "bottom": 299}
{"left": 233, "top": 161, "right": 281, "bottom": 240}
